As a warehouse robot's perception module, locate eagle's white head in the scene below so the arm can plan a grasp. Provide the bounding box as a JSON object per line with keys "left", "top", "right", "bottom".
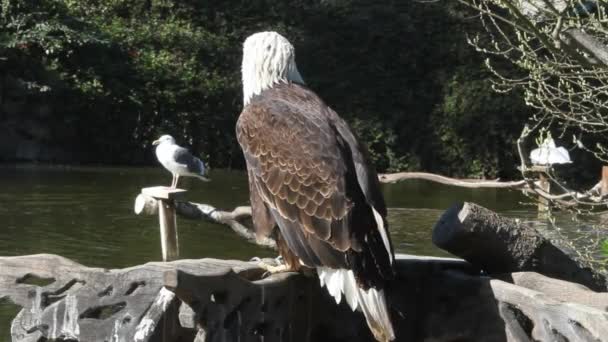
{"left": 242, "top": 31, "right": 304, "bottom": 105}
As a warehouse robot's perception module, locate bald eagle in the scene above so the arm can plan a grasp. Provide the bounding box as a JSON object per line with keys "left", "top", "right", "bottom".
{"left": 237, "top": 32, "right": 395, "bottom": 341}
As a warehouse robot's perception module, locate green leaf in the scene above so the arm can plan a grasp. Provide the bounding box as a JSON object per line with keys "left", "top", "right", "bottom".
{"left": 602, "top": 239, "right": 608, "bottom": 257}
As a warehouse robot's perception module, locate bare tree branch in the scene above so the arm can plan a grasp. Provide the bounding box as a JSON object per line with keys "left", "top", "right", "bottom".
{"left": 134, "top": 194, "right": 277, "bottom": 249}
{"left": 378, "top": 172, "right": 527, "bottom": 188}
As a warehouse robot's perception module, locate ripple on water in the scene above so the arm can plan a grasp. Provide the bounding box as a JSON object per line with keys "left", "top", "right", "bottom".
{"left": 388, "top": 208, "right": 451, "bottom": 257}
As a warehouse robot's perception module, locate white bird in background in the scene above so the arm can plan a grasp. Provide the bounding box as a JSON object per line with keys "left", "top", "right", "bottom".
{"left": 152, "top": 135, "right": 209, "bottom": 188}
{"left": 530, "top": 133, "right": 572, "bottom": 166}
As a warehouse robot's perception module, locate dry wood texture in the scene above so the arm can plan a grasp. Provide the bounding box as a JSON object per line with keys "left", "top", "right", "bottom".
{"left": 377, "top": 172, "right": 526, "bottom": 188}
{"left": 1, "top": 254, "right": 607, "bottom": 341}
{"left": 0, "top": 254, "right": 368, "bottom": 342}
{"left": 139, "top": 187, "right": 187, "bottom": 261}
{"left": 433, "top": 202, "right": 608, "bottom": 292}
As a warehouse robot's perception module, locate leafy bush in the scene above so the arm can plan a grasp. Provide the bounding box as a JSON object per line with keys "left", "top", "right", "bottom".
{"left": 0, "top": 0, "right": 536, "bottom": 177}
{"left": 429, "top": 67, "right": 531, "bottom": 178}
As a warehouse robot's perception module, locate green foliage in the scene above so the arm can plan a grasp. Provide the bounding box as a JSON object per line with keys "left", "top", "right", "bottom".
{"left": 602, "top": 239, "right": 608, "bottom": 257}
{"left": 1, "top": 0, "right": 104, "bottom": 54}
{"left": 349, "top": 118, "right": 416, "bottom": 172}
{"left": 0, "top": 0, "right": 532, "bottom": 176}
{"left": 1, "top": 0, "right": 240, "bottom": 164}
{"left": 429, "top": 67, "right": 531, "bottom": 178}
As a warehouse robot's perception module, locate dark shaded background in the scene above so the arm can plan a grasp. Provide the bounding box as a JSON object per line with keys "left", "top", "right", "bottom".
{"left": 0, "top": 0, "right": 539, "bottom": 179}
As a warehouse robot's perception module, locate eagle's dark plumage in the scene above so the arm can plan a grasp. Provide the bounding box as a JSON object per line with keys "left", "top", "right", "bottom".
{"left": 238, "top": 82, "right": 394, "bottom": 288}
{"left": 237, "top": 31, "right": 395, "bottom": 341}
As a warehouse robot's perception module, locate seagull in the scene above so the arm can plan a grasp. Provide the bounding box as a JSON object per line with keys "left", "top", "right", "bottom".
{"left": 152, "top": 134, "right": 209, "bottom": 188}
{"left": 530, "top": 135, "right": 572, "bottom": 166}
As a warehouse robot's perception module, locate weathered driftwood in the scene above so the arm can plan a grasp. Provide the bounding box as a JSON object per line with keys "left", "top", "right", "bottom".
{"left": 432, "top": 201, "right": 608, "bottom": 291}
{"left": 140, "top": 187, "right": 188, "bottom": 261}
{"left": 378, "top": 172, "right": 527, "bottom": 188}
{"left": 1, "top": 254, "right": 608, "bottom": 342}
{"left": 0, "top": 254, "right": 366, "bottom": 342}
{"left": 497, "top": 272, "right": 608, "bottom": 311}
{"left": 134, "top": 193, "right": 276, "bottom": 249}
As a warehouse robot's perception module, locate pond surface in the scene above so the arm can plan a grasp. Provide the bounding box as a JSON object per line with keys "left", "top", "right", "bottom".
{"left": 0, "top": 165, "right": 602, "bottom": 338}
{"left": 0, "top": 165, "right": 534, "bottom": 266}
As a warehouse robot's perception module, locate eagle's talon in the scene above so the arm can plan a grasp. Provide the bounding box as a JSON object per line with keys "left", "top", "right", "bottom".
{"left": 257, "top": 262, "right": 290, "bottom": 276}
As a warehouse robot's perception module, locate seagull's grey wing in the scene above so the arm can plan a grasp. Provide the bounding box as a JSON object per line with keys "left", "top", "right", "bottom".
{"left": 174, "top": 146, "right": 205, "bottom": 175}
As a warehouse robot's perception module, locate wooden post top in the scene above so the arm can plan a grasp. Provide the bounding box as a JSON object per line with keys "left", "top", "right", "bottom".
{"left": 141, "top": 186, "right": 187, "bottom": 200}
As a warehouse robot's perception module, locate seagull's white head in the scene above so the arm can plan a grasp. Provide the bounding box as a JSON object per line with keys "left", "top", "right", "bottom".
{"left": 241, "top": 31, "right": 304, "bottom": 105}
{"left": 152, "top": 134, "right": 175, "bottom": 146}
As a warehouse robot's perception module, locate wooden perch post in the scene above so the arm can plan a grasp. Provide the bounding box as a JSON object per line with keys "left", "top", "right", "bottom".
{"left": 537, "top": 172, "right": 550, "bottom": 215}
{"left": 601, "top": 166, "right": 608, "bottom": 197}
{"left": 137, "top": 186, "right": 187, "bottom": 261}
{"left": 528, "top": 166, "right": 551, "bottom": 215}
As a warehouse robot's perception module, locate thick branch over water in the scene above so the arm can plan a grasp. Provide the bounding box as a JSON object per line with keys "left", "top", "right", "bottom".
{"left": 134, "top": 193, "right": 276, "bottom": 249}
{"left": 378, "top": 172, "right": 527, "bottom": 188}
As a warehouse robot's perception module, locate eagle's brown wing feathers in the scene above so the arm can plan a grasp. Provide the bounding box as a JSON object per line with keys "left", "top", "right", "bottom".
{"left": 239, "top": 94, "right": 351, "bottom": 244}
{"left": 247, "top": 167, "right": 275, "bottom": 239}
{"left": 237, "top": 83, "right": 393, "bottom": 287}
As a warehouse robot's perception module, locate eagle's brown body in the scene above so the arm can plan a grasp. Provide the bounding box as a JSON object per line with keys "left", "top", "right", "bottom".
{"left": 237, "top": 82, "right": 394, "bottom": 290}
{"left": 237, "top": 31, "right": 395, "bottom": 341}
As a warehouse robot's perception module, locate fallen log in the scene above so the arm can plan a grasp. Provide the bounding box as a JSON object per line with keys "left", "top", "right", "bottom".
{"left": 1, "top": 254, "right": 608, "bottom": 341}
{"left": 432, "top": 202, "right": 608, "bottom": 291}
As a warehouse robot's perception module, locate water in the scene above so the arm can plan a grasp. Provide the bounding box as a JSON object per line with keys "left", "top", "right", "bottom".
{"left": 1, "top": 165, "right": 532, "bottom": 267}
{"left": 0, "top": 165, "right": 603, "bottom": 338}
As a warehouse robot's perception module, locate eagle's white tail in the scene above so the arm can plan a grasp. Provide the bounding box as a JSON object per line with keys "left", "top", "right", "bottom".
{"left": 318, "top": 267, "right": 395, "bottom": 341}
